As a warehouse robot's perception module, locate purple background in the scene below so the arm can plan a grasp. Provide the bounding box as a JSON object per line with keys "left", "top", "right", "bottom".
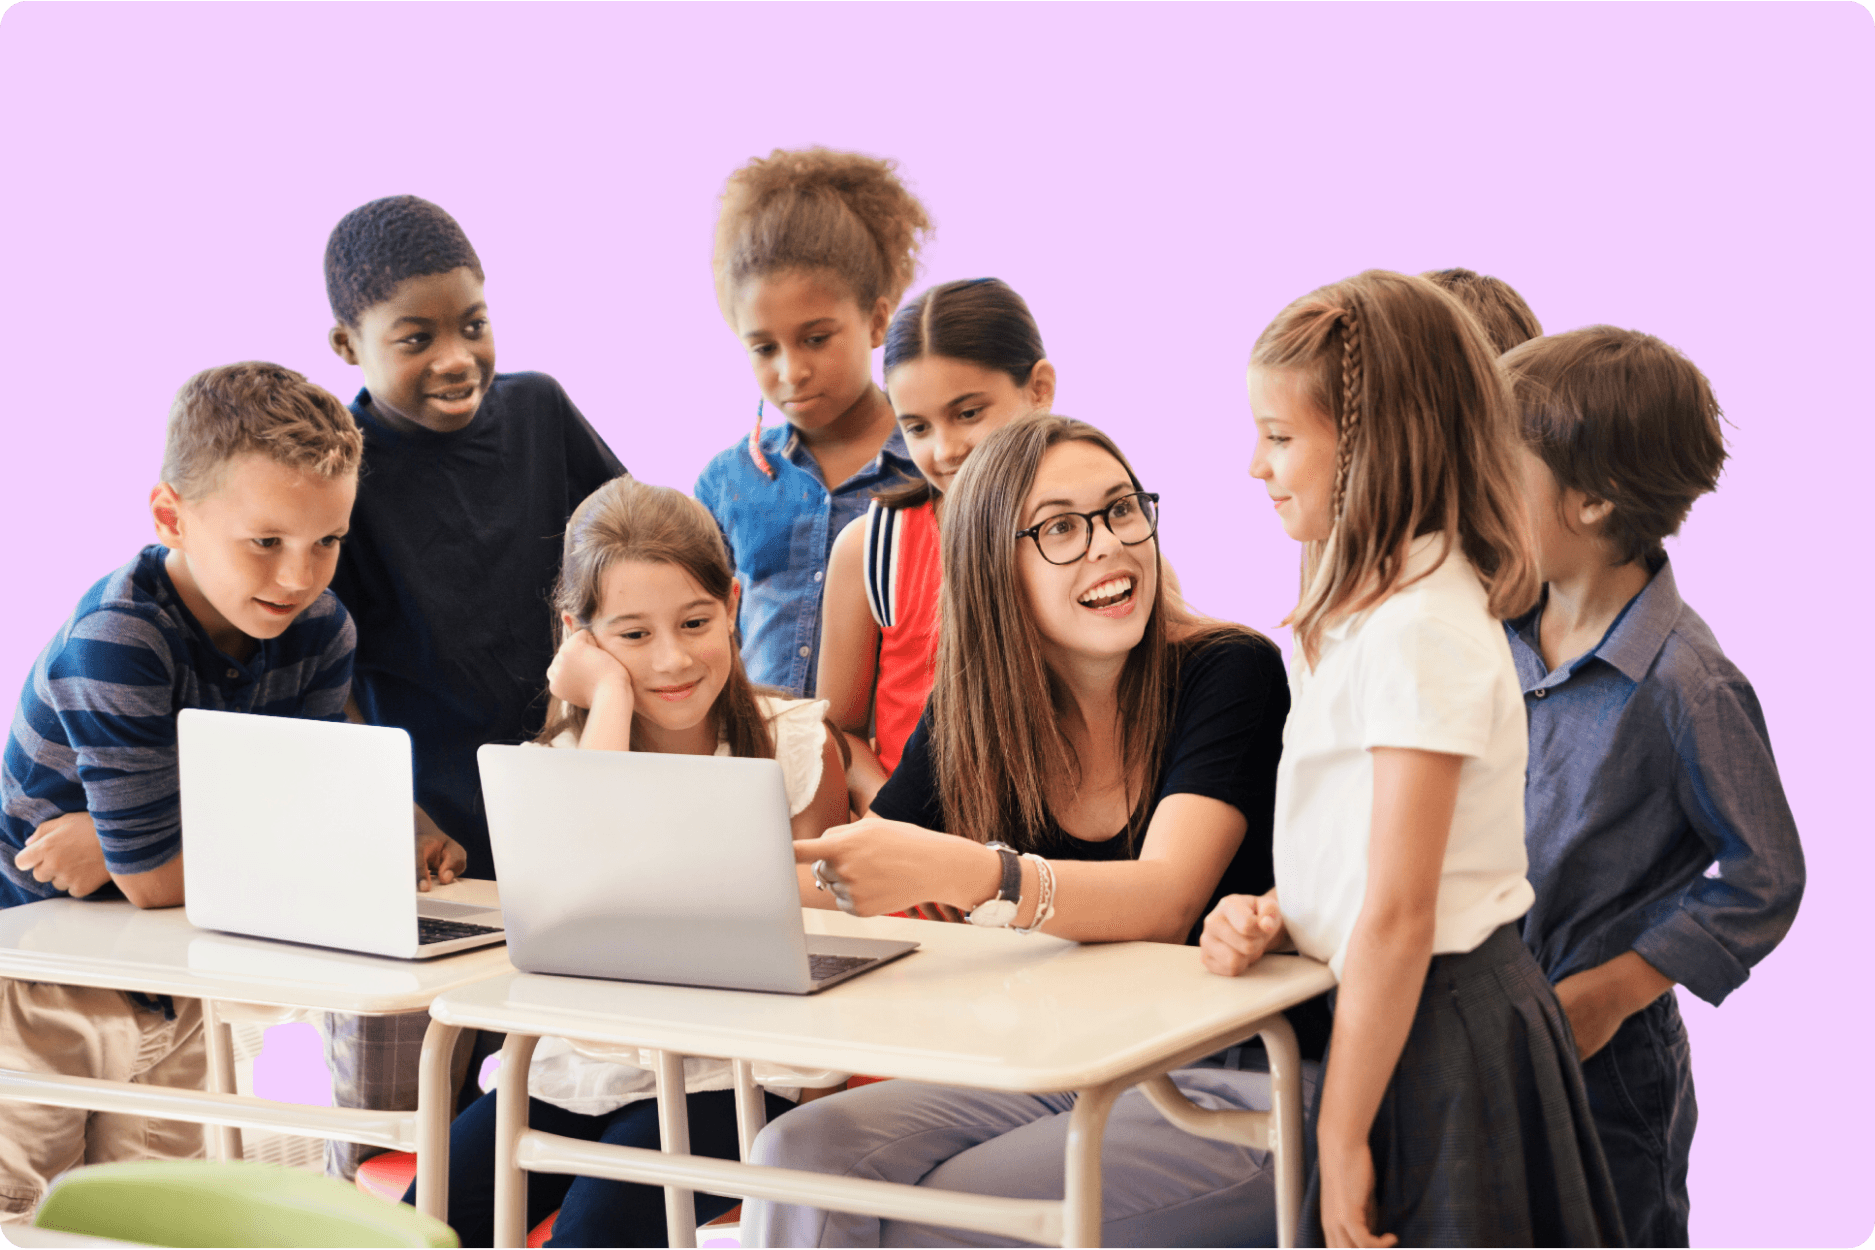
{"left": 2, "top": 3, "right": 1870, "bottom": 1244}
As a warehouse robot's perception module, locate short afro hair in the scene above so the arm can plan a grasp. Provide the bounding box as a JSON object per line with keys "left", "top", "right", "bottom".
{"left": 324, "top": 195, "right": 483, "bottom": 327}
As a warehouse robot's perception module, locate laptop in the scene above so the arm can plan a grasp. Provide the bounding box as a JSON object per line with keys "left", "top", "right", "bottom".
{"left": 477, "top": 744, "right": 917, "bottom": 993}
{"left": 178, "top": 709, "right": 506, "bottom": 959}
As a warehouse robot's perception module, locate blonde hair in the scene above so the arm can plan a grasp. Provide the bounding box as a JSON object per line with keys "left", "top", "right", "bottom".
{"left": 928, "top": 414, "right": 1251, "bottom": 850}
{"left": 538, "top": 477, "right": 775, "bottom": 759}
{"left": 1251, "top": 270, "right": 1539, "bottom": 666}
{"left": 712, "top": 147, "right": 932, "bottom": 323}
{"left": 162, "top": 362, "right": 362, "bottom": 499}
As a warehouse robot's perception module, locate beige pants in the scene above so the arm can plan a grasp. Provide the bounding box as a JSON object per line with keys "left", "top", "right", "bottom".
{"left": 0, "top": 980, "right": 207, "bottom": 1222}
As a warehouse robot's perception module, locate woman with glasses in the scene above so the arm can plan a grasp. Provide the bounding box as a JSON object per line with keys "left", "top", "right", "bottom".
{"left": 758, "top": 413, "right": 1326, "bottom": 1247}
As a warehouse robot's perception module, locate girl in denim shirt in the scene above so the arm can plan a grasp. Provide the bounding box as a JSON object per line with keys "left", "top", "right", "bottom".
{"left": 694, "top": 148, "right": 933, "bottom": 696}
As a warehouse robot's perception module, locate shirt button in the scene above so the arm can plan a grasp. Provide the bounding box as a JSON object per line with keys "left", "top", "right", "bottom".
{"left": 798, "top": 646, "right": 811, "bottom": 658}
{"left": 1533, "top": 688, "right": 1548, "bottom": 699}
{"left": 813, "top": 570, "right": 824, "bottom": 583}
{"left": 226, "top": 668, "right": 238, "bottom": 680}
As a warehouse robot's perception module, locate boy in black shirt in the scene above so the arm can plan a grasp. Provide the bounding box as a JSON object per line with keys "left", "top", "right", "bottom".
{"left": 319, "top": 195, "right": 626, "bottom": 1177}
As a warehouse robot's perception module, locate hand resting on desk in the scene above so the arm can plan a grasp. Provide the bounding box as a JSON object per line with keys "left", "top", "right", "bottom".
{"left": 1199, "top": 890, "right": 1288, "bottom": 977}
{"left": 14, "top": 810, "right": 112, "bottom": 898}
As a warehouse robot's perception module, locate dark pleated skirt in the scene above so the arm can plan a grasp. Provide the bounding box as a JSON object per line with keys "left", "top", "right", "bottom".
{"left": 1299, "top": 924, "right": 1627, "bottom": 1247}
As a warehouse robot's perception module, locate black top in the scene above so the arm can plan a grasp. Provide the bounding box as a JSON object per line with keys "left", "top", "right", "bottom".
{"left": 872, "top": 631, "right": 1330, "bottom": 1058}
{"left": 328, "top": 371, "right": 625, "bottom": 876}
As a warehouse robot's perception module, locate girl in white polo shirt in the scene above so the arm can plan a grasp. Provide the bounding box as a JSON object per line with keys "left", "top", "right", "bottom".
{"left": 1203, "top": 270, "right": 1624, "bottom": 1247}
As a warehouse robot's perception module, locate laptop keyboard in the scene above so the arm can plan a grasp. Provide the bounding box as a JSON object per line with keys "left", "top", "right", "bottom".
{"left": 418, "top": 917, "right": 504, "bottom": 945}
{"left": 809, "top": 954, "right": 876, "bottom": 983}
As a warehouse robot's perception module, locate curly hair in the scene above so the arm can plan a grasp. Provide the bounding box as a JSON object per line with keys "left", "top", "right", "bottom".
{"left": 163, "top": 362, "right": 362, "bottom": 499}
{"left": 712, "top": 147, "right": 932, "bottom": 323}
{"left": 324, "top": 195, "right": 483, "bottom": 327}
{"left": 1503, "top": 327, "right": 1727, "bottom": 567}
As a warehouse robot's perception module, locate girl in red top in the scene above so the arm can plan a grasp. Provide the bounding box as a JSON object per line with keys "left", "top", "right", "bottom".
{"left": 816, "top": 278, "right": 1056, "bottom": 812}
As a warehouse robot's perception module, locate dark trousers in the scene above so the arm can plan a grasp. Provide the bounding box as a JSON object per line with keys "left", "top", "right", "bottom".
{"left": 1580, "top": 992, "right": 1696, "bottom": 1247}
{"left": 401, "top": 1086, "right": 794, "bottom": 1248}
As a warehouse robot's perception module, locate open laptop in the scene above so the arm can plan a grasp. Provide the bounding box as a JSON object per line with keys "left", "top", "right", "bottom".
{"left": 179, "top": 709, "right": 505, "bottom": 959}
{"left": 478, "top": 745, "right": 917, "bottom": 993}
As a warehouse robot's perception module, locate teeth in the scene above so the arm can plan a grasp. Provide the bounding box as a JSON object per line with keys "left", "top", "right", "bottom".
{"left": 1078, "top": 576, "right": 1134, "bottom": 607}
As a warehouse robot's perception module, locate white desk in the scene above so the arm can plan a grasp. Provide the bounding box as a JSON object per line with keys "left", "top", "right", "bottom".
{"left": 0, "top": 880, "right": 511, "bottom": 1222}
{"left": 428, "top": 910, "right": 1335, "bottom": 1248}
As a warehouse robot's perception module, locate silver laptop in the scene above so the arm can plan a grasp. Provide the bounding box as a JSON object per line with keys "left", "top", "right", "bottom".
{"left": 178, "top": 709, "right": 505, "bottom": 959}
{"left": 478, "top": 745, "right": 917, "bottom": 993}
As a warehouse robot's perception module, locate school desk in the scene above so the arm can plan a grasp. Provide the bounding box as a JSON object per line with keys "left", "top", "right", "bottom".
{"left": 423, "top": 909, "right": 1337, "bottom": 1249}
{"left": 0, "top": 878, "right": 510, "bottom": 1221}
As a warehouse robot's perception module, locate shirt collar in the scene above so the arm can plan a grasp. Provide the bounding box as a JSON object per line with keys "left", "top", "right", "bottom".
{"left": 773, "top": 424, "right": 916, "bottom": 477}
{"left": 1592, "top": 556, "right": 1682, "bottom": 682}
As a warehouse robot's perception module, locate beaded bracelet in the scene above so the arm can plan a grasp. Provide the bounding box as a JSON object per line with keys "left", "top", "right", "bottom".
{"left": 1014, "top": 854, "right": 1056, "bottom": 935}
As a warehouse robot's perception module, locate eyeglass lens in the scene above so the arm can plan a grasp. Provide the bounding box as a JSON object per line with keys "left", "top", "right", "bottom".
{"left": 1035, "top": 494, "right": 1157, "bottom": 563}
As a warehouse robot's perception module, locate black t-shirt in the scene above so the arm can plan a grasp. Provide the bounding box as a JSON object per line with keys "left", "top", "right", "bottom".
{"left": 871, "top": 630, "right": 1331, "bottom": 1060}
{"left": 328, "top": 372, "right": 626, "bottom": 876}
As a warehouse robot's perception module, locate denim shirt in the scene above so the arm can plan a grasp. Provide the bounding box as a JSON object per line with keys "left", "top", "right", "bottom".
{"left": 1506, "top": 558, "right": 1804, "bottom": 1005}
{"left": 695, "top": 424, "right": 916, "bottom": 695}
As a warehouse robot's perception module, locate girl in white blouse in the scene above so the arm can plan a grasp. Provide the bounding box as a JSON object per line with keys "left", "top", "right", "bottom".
{"left": 404, "top": 477, "right": 850, "bottom": 1247}
{"left": 1203, "top": 271, "right": 1624, "bottom": 1247}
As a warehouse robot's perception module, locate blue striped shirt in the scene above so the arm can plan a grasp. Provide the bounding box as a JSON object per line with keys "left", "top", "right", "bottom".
{"left": 2, "top": 545, "right": 355, "bottom": 909}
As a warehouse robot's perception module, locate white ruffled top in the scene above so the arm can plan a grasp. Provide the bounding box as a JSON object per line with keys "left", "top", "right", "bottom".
{"left": 522, "top": 694, "right": 847, "bottom": 1116}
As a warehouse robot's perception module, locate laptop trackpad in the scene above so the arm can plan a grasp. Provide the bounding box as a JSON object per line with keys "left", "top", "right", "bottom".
{"left": 418, "top": 898, "right": 504, "bottom": 924}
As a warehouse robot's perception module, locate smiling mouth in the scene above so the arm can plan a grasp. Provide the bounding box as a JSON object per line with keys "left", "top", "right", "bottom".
{"left": 648, "top": 681, "right": 699, "bottom": 701}
{"left": 1077, "top": 575, "right": 1135, "bottom": 611}
{"left": 254, "top": 598, "right": 298, "bottom": 614}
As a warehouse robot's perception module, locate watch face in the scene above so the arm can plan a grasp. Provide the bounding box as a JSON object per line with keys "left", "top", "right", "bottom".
{"left": 967, "top": 898, "right": 1020, "bottom": 928}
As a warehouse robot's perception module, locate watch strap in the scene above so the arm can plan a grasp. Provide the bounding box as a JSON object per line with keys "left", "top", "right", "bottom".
{"left": 984, "top": 841, "right": 1021, "bottom": 903}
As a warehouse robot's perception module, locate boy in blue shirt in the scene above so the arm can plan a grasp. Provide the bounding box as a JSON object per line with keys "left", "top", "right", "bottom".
{"left": 320, "top": 194, "right": 626, "bottom": 1177}
{"left": 0, "top": 362, "right": 361, "bottom": 1220}
{"left": 1503, "top": 328, "right": 1805, "bottom": 1246}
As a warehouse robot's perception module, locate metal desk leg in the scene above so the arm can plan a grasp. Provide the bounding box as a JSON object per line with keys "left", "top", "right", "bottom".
{"left": 1062, "top": 1082, "right": 1122, "bottom": 1247}
{"left": 416, "top": 1017, "right": 464, "bottom": 1223}
{"left": 1257, "top": 1014, "right": 1305, "bottom": 1249}
{"left": 200, "top": 1000, "right": 242, "bottom": 1163}
{"left": 654, "top": 1050, "right": 697, "bottom": 1248}
{"left": 493, "top": 1032, "right": 541, "bottom": 1249}
{"left": 731, "top": 1058, "right": 766, "bottom": 1162}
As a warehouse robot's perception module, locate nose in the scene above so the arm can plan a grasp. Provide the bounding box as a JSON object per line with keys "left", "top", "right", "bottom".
{"left": 1249, "top": 435, "right": 1272, "bottom": 482}
{"left": 779, "top": 347, "right": 811, "bottom": 391}
{"left": 275, "top": 546, "right": 316, "bottom": 593}
{"left": 935, "top": 424, "right": 973, "bottom": 471}
{"left": 431, "top": 333, "right": 477, "bottom": 380}
{"left": 1087, "top": 513, "right": 1127, "bottom": 561}
{"left": 648, "top": 630, "right": 689, "bottom": 677}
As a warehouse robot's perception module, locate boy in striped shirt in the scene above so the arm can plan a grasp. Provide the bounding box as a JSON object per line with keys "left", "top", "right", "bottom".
{"left": 0, "top": 362, "right": 363, "bottom": 1220}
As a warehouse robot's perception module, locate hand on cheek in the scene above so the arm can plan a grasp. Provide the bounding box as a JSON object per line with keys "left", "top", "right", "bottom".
{"left": 548, "top": 629, "right": 630, "bottom": 710}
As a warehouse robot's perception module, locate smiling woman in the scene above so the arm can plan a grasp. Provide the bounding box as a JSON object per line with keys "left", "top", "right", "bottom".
{"left": 743, "top": 413, "right": 1331, "bottom": 1248}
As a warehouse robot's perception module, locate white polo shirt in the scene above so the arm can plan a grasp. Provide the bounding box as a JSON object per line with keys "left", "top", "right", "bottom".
{"left": 1274, "top": 535, "right": 1533, "bottom": 980}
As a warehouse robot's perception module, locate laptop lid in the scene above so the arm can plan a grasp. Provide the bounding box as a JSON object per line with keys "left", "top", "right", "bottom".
{"left": 478, "top": 744, "right": 818, "bottom": 993}
{"left": 179, "top": 709, "right": 421, "bottom": 958}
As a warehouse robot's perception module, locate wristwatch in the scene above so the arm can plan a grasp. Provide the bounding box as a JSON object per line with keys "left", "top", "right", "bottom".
{"left": 966, "top": 841, "right": 1023, "bottom": 928}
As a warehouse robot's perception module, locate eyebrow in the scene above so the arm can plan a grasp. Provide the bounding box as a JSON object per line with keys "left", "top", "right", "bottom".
{"left": 1025, "top": 480, "right": 1132, "bottom": 525}
{"left": 388, "top": 302, "right": 486, "bottom": 329}
{"left": 742, "top": 316, "right": 838, "bottom": 342}
{"left": 599, "top": 598, "right": 718, "bottom": 627}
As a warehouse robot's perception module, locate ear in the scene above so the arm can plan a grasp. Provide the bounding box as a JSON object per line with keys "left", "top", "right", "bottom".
{"left": 867, "top": 296, "right": 892, "bottom": 350}
{"left": 329, "top": 323, "right": 360, "bottom": 366}
{"left": 561, "top": 611, "right": 581, "bottom": 633}
{"left": 727, "top": 578, "right": 743, "bottom": 617}
{"left": 150, "top": 483, "right": 185, "bottom": 547}
{"left": 1027, "top": 359, "right": 1058, "bottom": 412}
{"left": 1578, "top": 495, "right": 1616, "bottom": 528}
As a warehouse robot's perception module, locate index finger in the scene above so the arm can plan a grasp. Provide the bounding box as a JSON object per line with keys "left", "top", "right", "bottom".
{"left": 793, "top": 839, "right": 828, "bottom": 863}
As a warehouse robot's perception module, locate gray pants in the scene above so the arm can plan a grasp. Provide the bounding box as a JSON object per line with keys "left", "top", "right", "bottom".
{"left": 744, "top": 1061, "right": 1319, "bottom": 1247}
{"left": 317, "top": 1011, "right": 433, "bottom": 1180}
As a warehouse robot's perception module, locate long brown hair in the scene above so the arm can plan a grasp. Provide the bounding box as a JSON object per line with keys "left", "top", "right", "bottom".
{"left": 1251, "top": 270, "right": 1539, "bottom": 667}
{"left": 537, "top": 477, "right": 775, "bottom": 759}
{"left": 928, "top": 414, "right": 1248, "bottom": 850}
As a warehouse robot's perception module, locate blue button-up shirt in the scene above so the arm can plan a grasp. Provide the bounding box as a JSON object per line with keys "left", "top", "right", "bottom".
{"left": 695, "top": 424, "right": 916, "bottom": 696}
{"left": 1506, "top": 558, "right": 1804, "bottom": 1005}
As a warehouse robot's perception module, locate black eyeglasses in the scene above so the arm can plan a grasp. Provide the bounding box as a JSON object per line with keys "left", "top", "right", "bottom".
{"left": 1015, "top": 492, "right": 1161, "bottom": 565}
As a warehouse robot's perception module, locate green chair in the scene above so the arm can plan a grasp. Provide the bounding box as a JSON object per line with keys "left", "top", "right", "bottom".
{"left": 33, "top": 1160, "right": 458, "bottom": 1247}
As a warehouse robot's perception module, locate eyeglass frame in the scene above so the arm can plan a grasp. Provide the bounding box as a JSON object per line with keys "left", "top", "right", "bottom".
{"left": 1013, "top": 491, "right": 1162, "bottom": 566}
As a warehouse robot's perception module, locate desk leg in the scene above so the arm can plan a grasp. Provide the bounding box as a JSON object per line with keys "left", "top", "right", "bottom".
{"left": 1062, "top": 1082, "right": 1121, "bottom": 1248}
{"left": 416, "top": 1017, "right": 463, "bottom": 1223}
{"left": 730, "top": 1059, "right": 766, "bottom": 1162}
{"left": 1257, "top": 1014, "right": 1305, "bottom": 1250}
{"left": 200, "top": 1000, "right": 242, "bottom": 1163}
{"left": 654, "top": 1050, "right": 697, "bottom": 1249}
{"left": 493, "top": 1033, "right": 541, "bottom": 1249}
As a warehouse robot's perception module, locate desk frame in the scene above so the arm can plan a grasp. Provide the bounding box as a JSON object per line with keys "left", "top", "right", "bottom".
{"left": 472, "top": 1011, "right": 1306, "bottom": 1249}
